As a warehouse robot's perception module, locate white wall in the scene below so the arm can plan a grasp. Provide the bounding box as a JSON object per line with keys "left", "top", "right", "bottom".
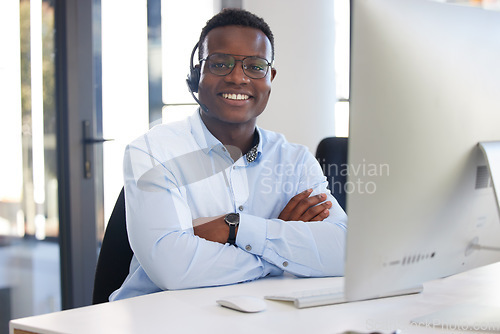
{"left": 243, "top": 0, "right": 337, "bottom": 153}
{"left": 102, "top": 0, "right": 150, "bottom": 225}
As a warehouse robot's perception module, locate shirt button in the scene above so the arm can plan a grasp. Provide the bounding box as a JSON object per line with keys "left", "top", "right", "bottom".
{"left": 233, "top": 166, "right": 236, "bottom": 169}
{"left": 245, "top": 245, "right": 252, "bottom": 251}
{"left": 283, "top": 261, "right": 289, "bottom": 267}
{"left": 238, "top": 205, "right": 244, "bottom": 211}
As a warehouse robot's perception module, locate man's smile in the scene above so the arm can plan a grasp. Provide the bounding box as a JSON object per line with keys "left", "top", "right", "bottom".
{"left": 220, "top": 93, "right": 251, "bottom": 101}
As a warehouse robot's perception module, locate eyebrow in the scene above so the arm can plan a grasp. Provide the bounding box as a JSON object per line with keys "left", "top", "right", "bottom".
{"left": 202, "top": 53, "right": 271, "bottom": 63}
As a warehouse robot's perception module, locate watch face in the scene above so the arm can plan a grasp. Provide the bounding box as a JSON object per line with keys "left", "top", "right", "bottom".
{"left": 225, "top": 213, "right": 240, "bottom": 226}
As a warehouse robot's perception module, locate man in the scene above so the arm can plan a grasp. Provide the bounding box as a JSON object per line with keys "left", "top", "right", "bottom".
{"left": 110, "top": 8, "right": 347, "bottom": 301}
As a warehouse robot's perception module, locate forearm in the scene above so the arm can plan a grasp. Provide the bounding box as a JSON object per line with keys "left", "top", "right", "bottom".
{"left": 190, "top": 189, "right": 347, "bottom": 277}
{"left": 235, "top": 209, "right": 347, "bottom": 277}
{"left": 192, "top": 215, "right": 238, "bottom": 244}
{"left": 138, "top": 230, "right": 279, "bottom": 290}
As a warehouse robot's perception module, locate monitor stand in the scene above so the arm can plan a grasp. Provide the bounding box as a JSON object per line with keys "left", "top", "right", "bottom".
{"left": 479, "top": 141, "right": 500, "bottom": 215}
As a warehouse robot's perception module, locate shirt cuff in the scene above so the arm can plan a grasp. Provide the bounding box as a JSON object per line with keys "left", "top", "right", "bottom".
{"left": 235, "top": 213, "right": 267, "bottom": 256}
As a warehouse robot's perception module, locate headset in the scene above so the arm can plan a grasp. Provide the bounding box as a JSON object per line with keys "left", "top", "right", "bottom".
{"left": 186, "top": 42, "right": 201, "bottom": 93}
{"left": 186, "top": 42, "right": 209, "bottom": 113}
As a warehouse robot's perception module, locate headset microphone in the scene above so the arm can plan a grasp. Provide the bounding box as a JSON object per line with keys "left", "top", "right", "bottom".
{"left": 187, "top": 82, "right": 209, "bottom": 114}
{"left": 186, "top": 42, "right": 210, "bottom": 114}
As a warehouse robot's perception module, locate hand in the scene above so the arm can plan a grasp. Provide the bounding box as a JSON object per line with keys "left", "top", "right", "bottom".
{"left": 278, "top": 189, "right": 332, "bottom": 222}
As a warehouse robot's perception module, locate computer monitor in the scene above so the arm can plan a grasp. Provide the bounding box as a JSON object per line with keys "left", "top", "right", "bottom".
{"left": 345, "top": 0, "right": 500, "bottom": 301}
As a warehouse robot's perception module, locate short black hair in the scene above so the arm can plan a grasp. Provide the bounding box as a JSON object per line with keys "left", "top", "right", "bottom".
{"left": 198, "top": 8, "right": 275, "bottom": 61}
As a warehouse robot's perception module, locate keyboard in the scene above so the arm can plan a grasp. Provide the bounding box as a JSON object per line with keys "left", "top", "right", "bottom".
{"left": 265, "top": 287, "right": 346, "bottom": 308}
{"left": 265, "top": 285, "right": 424, "bottom": 309}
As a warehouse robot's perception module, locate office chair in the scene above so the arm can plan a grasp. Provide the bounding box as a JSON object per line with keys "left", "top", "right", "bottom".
{"left": 315, "top": 137, "right": 348, "bottom": 211}
{"left": 92, "top": 187, "right": 134, "bottom": 304}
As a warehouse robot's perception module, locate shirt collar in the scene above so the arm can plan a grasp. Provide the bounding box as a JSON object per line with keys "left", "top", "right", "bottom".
{"left": 249, "top": 127, "right": 263, "bottom": 164}
{"left": 189, "top": 108, "right": 263, "bottom": 163}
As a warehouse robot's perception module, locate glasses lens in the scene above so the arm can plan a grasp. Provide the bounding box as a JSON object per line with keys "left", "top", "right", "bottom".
{"left": 243, "top": 57, "right": 269, "bottom": 79}
{"left": 207, "top": 54, "right": 234, "bottom": 76}
{"left": 205, "top": 54, "right": 270, "bottom": 79}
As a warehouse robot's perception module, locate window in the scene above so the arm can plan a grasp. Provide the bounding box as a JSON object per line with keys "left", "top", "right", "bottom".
{"left": 334, "top": 0, "right": 350, "bottom": 137}
{"left": 0, "top": 1, "right": 61, "bottom": 330}
{"left": 161, "top": 0, "right": 215, "bottom": 124}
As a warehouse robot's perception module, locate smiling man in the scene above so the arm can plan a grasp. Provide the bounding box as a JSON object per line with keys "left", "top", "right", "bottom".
{"left": 110, "top": 8, "right": 347, "bottom": 301}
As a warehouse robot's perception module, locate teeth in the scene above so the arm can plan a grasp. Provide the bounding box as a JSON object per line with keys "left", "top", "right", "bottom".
{"left": 222, "top": 93, "right": 249, "bottom": 101}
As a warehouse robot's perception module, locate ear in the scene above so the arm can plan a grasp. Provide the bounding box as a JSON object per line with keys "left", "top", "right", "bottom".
{"left": 270, "top": 67, "right": 277, "bottom": 82}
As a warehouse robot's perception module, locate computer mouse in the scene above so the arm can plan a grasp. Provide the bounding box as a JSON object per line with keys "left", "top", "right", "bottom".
{"left": 216, "top": 295, "right": 267, "bottom": 313}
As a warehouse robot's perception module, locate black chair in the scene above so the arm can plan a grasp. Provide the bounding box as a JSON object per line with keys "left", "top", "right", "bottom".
{"left": 315, "top": 137, "right": 349, "bottom": 212}
{"left": 92, "top": 187, "right": 134, "bottom": 304}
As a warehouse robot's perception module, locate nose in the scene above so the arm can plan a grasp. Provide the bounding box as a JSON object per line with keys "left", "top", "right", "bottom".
{"left": 224, "top": 60, "right": 251, "bottom": 84}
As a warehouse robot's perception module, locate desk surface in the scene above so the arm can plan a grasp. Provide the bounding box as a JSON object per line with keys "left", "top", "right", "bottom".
{"left": 10, "top": 262, "right": 500, "bottom": 334}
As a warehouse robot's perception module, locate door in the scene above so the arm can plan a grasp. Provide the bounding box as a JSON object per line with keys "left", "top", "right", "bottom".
{"left": 54, "top": 0, "right": 150, "bottom": 310}
{"left": 0, "top": 0, "right": 63, "bottom": 330}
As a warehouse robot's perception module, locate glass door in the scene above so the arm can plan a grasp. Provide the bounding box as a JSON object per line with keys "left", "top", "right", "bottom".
{"left": 0, "top": 0, "right": 61, "bottom": 331}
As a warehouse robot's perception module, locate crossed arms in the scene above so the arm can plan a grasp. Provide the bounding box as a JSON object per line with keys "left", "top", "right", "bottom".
{"left": 194, "top": 188, "right": 333, "bottom": 244}
{"left": 124, "top": 139, "right": 347, "bottom": 290}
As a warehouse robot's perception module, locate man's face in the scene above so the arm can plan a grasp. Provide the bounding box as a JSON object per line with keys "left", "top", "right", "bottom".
{"left": 197, "top": 26, "right": 277, "bottom": 126}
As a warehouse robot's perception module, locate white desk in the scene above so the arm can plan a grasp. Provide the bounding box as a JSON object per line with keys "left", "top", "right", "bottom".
{"left": 10, "top": 262, "right": 500, "bottom": 334}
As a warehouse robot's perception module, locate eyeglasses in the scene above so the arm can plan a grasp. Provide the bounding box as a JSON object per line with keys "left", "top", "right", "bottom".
{"left": 200, "top": 53, "right": 272, "bottom": 79}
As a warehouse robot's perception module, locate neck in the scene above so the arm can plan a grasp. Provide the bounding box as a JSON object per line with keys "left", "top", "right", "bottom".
{"left": 200, "top": 113, "right": 256, "bottom": 160}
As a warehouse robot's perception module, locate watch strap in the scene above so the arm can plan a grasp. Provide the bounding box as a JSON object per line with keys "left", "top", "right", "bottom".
{"left": 227, "top": 224, "right": 236, "bottom": 245}
{"left": 224, "top": 213, "right": 239, "bottom": 245}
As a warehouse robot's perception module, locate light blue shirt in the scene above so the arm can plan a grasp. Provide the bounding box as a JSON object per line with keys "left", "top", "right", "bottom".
{"left": 110, "top": 111, "right": 347, "bottom": 301}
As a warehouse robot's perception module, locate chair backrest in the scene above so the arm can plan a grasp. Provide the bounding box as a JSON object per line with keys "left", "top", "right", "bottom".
{"left": 315, "top": 137, "right": 349, "bottom": 211}
{"left": 92, "top": 187, "right": 134, "bottom": 304}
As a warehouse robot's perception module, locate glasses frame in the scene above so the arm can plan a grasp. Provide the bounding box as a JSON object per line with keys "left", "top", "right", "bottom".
{"left": 199, "top": 53, "right": 273, "bottom": 79}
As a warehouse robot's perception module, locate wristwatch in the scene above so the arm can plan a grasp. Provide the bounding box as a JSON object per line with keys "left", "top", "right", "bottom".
{"left": 224, "top": 213, "right": 240, "bottom": 245}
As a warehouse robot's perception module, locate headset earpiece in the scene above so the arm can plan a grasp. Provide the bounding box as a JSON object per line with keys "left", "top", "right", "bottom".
{"left": 186, "top": 42, "right": 209, "bottom": 113}
{"left": 186, "top": 42, "right": 200, "bottom": 93}
{"left": 187, "top": 66, "right": 200, "bottom": 93}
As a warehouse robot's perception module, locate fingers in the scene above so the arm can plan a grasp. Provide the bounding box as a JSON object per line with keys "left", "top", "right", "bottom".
{"left": 294, "top": 193, "right": 329, "bottom": 220}
{"left": 278, "top": 189, "right": 333, "bottom": 222}
{"left": 298, "top": 194, "right": 332, "bottom": 222}
{"left": 278, "top": 188, "right": 313, "bottom": 220}
{"left": 302, "top": 200, "right": 332, "bottom": 222}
